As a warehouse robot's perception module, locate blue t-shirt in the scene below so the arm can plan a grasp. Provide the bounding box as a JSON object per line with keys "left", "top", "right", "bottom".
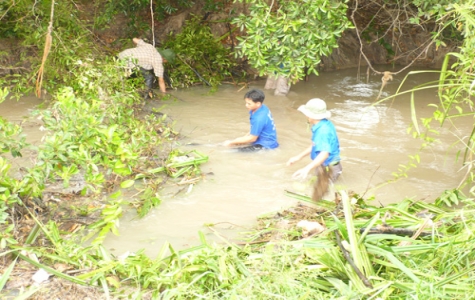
{"left": 249, "top": 104, "right": 279, "bottom": 149}
{"left": 310, "top": 119, "right": 340, "bottom": 166}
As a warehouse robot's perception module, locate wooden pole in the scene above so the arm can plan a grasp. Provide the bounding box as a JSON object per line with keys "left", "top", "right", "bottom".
{"left": 35, "top": 0, "right": 55, "bottom": 98}
{"left": 150, "top": 0, "right": 155, "bottom": 47}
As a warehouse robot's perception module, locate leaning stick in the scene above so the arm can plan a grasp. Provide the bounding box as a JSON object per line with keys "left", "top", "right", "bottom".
{"left": 176, "top": 54, "right": 211, "bottom": 86}
{"left": 334, "top": 230, "right": 373, "bottom": 289}
{"left": 35, "top": 0, "right": 55, "bottom": 98}
{"left": 150, "top": 0, "right": 155, "bottom": 46}
{"left": 398, "top": 217, "right": 432, "bottom": 247}
{"left": 359, "top": 226, "right": 432, "bottom": 237}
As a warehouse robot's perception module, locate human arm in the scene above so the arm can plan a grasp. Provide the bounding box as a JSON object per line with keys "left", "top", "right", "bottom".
{"left": 158, "top": 77, "right": 166, "bottom": 93}
{"left": 291, "top": 151, "right": 329, "bottom": 180}
{"left": 286, "top": 145, "right": 312, "bottom": 166}
{"left": 151, "top": 48, "right": 166, "bottom": 93}
{"left": 223, "top": 133, "right": 258, "bottom": 147}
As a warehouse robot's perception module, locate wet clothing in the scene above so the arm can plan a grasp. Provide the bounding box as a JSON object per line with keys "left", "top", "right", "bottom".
{"left": 310, "top": 119, "right": 340, "bottom": 166}
{"left": 312, "top": 162, "right": 342, "bottom": 201}
{"left": 328, "top": 161, "right": 342, "bottom": 181}
{"left": 237, "top": 144, "right": 264, "bottom": 152}
{"left": 249, "top": 104, "right": 279, "bottom": 149}
{"left": 140, "top": 68, "right": 156, "bottom": 91}
{"left": 310, "top": 119, "right": 341, "bottom": 201}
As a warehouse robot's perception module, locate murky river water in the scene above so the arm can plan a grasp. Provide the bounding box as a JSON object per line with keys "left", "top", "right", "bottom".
{"left": 1, "top": 66, "right": 471, "bottom": 257}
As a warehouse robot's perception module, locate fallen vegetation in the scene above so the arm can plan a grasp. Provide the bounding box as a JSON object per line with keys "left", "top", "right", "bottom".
{"left": 1, "top": 0, "right": 475, "bottom": 299}
{"left": 2, "top": 185, "right": 475, "bottom": 299}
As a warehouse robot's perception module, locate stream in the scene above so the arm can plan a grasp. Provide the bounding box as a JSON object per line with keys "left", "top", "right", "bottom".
{"left": 1, "top": 66, "right": 470, "bottom": 258}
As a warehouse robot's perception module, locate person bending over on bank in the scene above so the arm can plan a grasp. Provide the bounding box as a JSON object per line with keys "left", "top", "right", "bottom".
{"left": 286, "top": 98, "right": 342, "bottom": 201}
{"left": 118, "top": 37, "right": 166, "bottom": 99}
{"left": 224, "top": 89, "right": 279, "bottom": 152}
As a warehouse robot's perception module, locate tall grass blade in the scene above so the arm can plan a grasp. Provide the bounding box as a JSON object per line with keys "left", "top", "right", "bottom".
{"left": 341, "top": 191, "right": 373, "bottom": 277}
{"left": 99, "top": 277, "right": 110, "bottom": 300}
{"left": 77, "top": 263, "right": 117, "bottom": 281}
{"left": 198, "top": 230, "right": 209, "bottom": 246}
{"left": 0, "top": 259, "right": 16, "bottom": 291}
{"left": 410, "top": 92, "right": 420, "bottom": 135}
{"left": 439, "top": 54, "right": 450, "bottom": 100}
{"left": 284, "top": 190, "right": 335, "bottom": 209}
{"left": 24, "top": 224, "right": 41, "bottom": 245}
{"left": 14, "top": 251, "right": 87, "bottom": 285}
{"left": 12, "top": 286, "right": 41, "bottom": 300}
{"left": 359, "top": 212, "right": 380, "bottom": 244}
{"left": 435, "top": 265, "right": 475, "bottom": 287}
{"left": 366, "top": 245, "right": 420, "bottom": 283}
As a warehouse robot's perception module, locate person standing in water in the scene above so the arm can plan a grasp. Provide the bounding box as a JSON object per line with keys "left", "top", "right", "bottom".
{"left": 118, "top": 37, "right": 166, "bottom": 99}
{"left": 224, "top": 89, "right": 279, "bottom": 151}
{"left": 287, "top": 98, "right": 342, "bottom": 201}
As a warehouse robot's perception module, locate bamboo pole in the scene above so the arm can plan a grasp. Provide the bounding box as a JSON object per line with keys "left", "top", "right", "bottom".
{"left": 150, "top": 0, "right": 155, "bottom": 47}
{"left": 35, "top": 0, "right": 55, "bottom": 98}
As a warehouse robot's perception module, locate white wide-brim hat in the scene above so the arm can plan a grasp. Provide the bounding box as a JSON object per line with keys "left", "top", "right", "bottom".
{"left": 297, "top": 98, "right": 331, "bottom": 119}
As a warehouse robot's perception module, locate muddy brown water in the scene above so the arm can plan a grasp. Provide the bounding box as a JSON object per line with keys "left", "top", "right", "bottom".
{"left": 1, "top": 66, "right": 471, "bottom": 257}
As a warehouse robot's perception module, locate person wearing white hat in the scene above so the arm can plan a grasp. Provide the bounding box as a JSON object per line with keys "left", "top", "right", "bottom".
{"left": 286, "top": 98, "right": 342, "bottom": 201}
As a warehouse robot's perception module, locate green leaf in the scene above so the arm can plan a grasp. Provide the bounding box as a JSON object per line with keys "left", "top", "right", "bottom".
{"left": 0, "top": 259, "right": 16, "bottom": 291}
{"left": 120, "top": 180, "right": 135, "bottom": 189}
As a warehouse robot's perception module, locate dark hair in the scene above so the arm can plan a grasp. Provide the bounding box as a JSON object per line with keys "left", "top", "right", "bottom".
{"left": 244, "top": 89, "right": 265, "bottom": 103}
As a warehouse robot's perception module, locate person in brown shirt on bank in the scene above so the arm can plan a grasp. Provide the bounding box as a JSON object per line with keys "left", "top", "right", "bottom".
{"left": 118, "top": 38, "right": 166, "bottom": 99}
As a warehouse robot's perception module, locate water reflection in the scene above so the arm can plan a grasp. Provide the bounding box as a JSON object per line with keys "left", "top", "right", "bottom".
{"left": 331, "top": 78, "right": 382, "bottom": 98}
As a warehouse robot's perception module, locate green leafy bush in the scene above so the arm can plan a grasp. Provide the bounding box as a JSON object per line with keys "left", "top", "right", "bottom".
{"left": 0, "top": 89, "right": 26, "bottom": 157}
{"left": 233, "top": 0, "right": 352, "bottom": 82}
{"left": 163, "top": 14, "right": 239, "bottom": 90}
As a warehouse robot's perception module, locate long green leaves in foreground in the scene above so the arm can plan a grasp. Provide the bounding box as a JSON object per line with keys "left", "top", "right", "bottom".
{"left": 4, "top": 190, "right": 475, "bottom": 299}
{"left": 120, "top": 192, "right": 474, "bottom": 298}
{"left": 375, "top": 1, "right": 475, "bottom": 195}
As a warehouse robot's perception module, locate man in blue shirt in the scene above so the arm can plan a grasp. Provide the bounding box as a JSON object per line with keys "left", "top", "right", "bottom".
{"left": 286, "top": 98, "right": 342, "bottom": 201}
{"left": 224, "top": 89, "right": 279, "bottom": 151}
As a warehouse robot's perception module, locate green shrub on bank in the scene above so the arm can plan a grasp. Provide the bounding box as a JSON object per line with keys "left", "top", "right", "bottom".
{"left": 163, "top": 14, "right": 241, "bottom": 90}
